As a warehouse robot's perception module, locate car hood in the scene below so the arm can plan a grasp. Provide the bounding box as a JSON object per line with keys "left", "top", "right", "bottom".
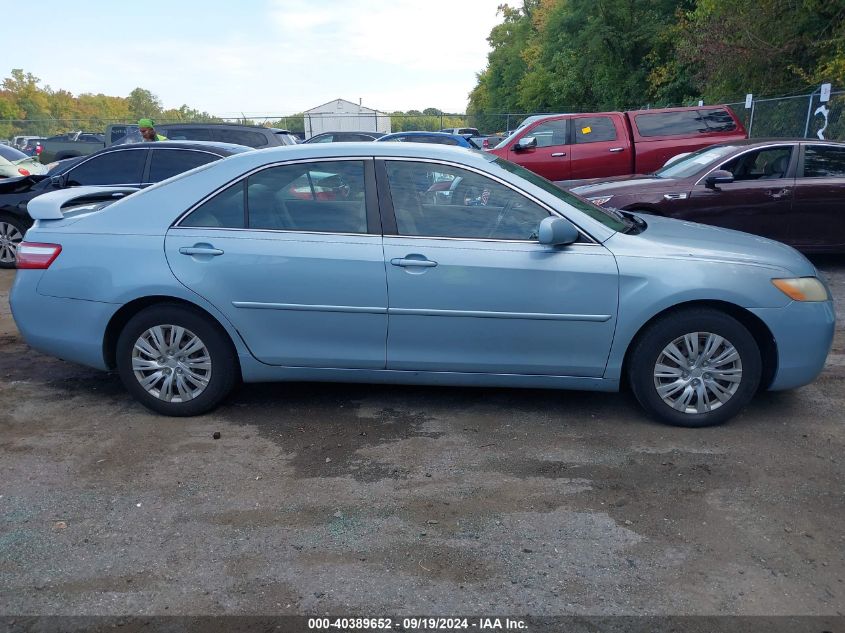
{"left": 561, "top": 175, "right": 675, "bottom": 195}
{"left": 608, "top": 213, "right": 816, "bottom": 277}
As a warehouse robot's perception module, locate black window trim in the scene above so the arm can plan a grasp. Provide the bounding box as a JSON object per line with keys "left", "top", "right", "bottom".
{"left": 797, "top": 142, "right": 845, "bottom": 179}
{"left": 376, "top": 157, "right": 598, "bottom": 244}
{"left": 141, "top": 148, "right": 224, "bottom": 186}
{"left": 525, "top": 118, "right": 569, "bottom": 149}
{"left": 64, "top": 146, "right": 150, "bottom": 188}
{"left": 172, "top": 157, "right": 379, "bottom": 236}
{"left": 694, "top": 143, "right": 799, "bottom": 187}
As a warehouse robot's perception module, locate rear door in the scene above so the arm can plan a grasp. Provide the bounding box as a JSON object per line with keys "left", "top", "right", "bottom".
{"left": 790, "top": 143, "right": 845, "bottom": 250}
{"left": 165, "top": 158, "right": 388, "bottom": 368}
{"left": 505, "top": 118, "right": 571, "bottom": 180}
{"left": 568, "top": 115, "right": 631, "bottom": 179}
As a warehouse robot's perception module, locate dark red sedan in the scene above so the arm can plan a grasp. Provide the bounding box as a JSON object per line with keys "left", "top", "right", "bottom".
{"left": 561, "top": 139, "right": 845, "bottom": 253}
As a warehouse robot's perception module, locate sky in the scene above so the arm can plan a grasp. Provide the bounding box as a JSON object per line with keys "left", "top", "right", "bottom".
{"left": 4, "top": 0, "right": 503, "bottom": 116}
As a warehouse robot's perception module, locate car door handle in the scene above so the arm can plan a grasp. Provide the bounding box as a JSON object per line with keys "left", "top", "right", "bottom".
{"left": 179, "top": 246, "right": 224, "bottom": 256}
{"left": 390, "top": 257, "right": 437, "bottom": 268}
{"left": 767, "top": 189, "right": 790, "bottom": 199}
{"left": 609, "top": 147, "right": 624, "bottom": 153}
{"left": 551, "top": 152, "right": 566, "bottom": 157}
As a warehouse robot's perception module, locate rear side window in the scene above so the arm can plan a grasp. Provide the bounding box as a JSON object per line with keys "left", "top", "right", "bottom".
{"left": 66, "top": 149, "right": 147, "bottom": 186}
{"left": 635, "top": 111, "right": 708, "bottom": 137}
{"left": 214, "top": 129, "right": 269, "bottom": 147}
{"left": 181, "top": 181, "right": 245, "bottom": 228}
{"left": 802, "top": 145, "right": 845, "bottom": 178}
{"left": 0, "top": 145, "right": 27, "bottom": 161}
{"left": 246, "top": 161, "right": 367, "bottom": 233}
{"left": 148, "top": 149, "right": 219, "bottom": 182}
{"left": 574, "top": 117, "right": 617, "bottom": 143}
{"left": 164, "top": 128, "right": 214, "bottom": 142}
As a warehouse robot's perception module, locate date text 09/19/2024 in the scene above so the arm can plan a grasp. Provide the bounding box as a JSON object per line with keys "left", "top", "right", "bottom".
{"left": 307, "top": 617, "right": 528, "bottom": 630}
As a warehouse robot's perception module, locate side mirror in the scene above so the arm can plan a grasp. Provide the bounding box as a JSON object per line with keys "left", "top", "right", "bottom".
{"left": 49, "top": 174, "right": 66, "bottom": 188}
{"left": 704, "top": 169, "right": 734, "bottom": 189}
{"left": 514, "top": 136, "right": 537, "bottom": 151}
{"left": 538, "top": 216, "right": 579, "bottom": 246}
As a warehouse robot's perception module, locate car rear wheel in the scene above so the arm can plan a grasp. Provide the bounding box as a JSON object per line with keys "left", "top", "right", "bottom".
{"left": 0, "top": 216, "right": 26, "bottom": 269}
{"left": 116, "top": 304, "right": 237, "bottom": 416}
{"left": 628, "top": 308, "right": 762, "bottom": 427}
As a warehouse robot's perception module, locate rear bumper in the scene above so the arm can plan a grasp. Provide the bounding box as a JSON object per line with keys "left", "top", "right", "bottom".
{"left": 749, "top": 300, "right": 835, "bottom": 391}
{"left": 11, "top": 271, "right": 117, "bottom": 371}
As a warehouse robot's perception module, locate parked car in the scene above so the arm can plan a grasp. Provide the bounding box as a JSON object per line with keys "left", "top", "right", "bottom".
{"left": 0, "top": 140, "right": 251, "bottom": 268}
{"left": 562, "top": 139, "right": 845, "bottom": 254}
{"left": 21, "top": 137, "right": 46, "bottom": 157}
{"left": 0, "top": 145, "right": 48, "bottom": 179}
{"left": 38, "top": 124, "right": 297, "bottom": 163}
{"left": 10, "top": 143, "right": 833, "bottom": 427}
{"left": 487, "top": 106, "right": 747, "bottom": 181}
{"left": 471, "top": 134, "right": 506, "bottom": 150}
{"left": 377, "top": 131, "right": 480, "bottom": 148}
{"left": 439, "top": 127, "right": 480, "bottom": 137}
{"left": 304, "top": 131, "right": 385, "bottom": 143}
{"left": 158, "top": 123, "right": 299, "bottom": 148}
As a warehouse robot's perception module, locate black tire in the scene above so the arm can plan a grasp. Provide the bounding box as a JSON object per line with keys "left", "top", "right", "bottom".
{"left": 116, "top": 304, "right": 238, "bottom": 416}
{"left": 0, "top": 214, "right": 28, "bottom": 269}
{"left": 627, "top": 308, "right": 762, "bottom": 427}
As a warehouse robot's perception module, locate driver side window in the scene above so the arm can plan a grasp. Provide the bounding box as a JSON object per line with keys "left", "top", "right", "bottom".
{"left": 720, "top": 146, "right": 793, "bottom": 181}
{"left": 385, "top": 161, "right": 550, "bottom": 240}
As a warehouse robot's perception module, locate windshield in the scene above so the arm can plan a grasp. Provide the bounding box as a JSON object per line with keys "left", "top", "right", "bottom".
{"left": 491, "top": 156, "right": 630, "bottom": 232}
{"left": 0, "top": 145, "right": 28, "bottom": 161}
{"left": 654, "top": 145, "right": 740, "bottom": 179}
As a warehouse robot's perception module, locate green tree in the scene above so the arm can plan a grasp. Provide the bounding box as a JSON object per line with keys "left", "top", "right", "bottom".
{"left": 126, "top": 87, "right": 162, "bottom": 120}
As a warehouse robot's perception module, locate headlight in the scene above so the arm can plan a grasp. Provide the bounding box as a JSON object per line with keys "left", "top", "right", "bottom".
{"left": 587, "top": 195, "right": 613, "bottom": 206}
{"left": 771, "top": 277, "right": 830, "bottom": 302}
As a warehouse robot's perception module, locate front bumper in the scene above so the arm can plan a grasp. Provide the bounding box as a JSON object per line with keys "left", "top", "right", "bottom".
{"left": 749, "top": 300, "right": 836, "bottom": 391}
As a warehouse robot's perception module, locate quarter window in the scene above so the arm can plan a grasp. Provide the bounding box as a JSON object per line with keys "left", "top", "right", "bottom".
{"left": 65, "top": 150, "right": 147, "bottom": 186}
{"left": 802, "top": 146, "right": 845, "bottom": 178}
{"left": 386, "top": 160, "right": 550, "bottom": 240}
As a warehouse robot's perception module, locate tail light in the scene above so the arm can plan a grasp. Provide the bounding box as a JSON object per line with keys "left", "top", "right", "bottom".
{"left": 483, "top": 139, "right": 490, "bottom": 149}
{"left": 16, "top": 242, "right": 62, "bottom": 269}
{"left": 17, "top": 167, "right": 31, "bottom": 176}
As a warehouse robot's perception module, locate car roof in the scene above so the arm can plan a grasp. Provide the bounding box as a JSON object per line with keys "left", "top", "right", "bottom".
{"left": 110, "top": 140, "right": 252, "bottom": 154}
{"left": 157, "top": 123, "right": 290, "bottom": 133}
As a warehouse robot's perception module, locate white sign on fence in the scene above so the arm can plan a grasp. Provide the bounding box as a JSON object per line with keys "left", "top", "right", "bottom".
{"left": 745, "top": 93, "right": 753, "bottom": 109}
{"left": 820, "top": 83, "right": 831, "bottom": 103}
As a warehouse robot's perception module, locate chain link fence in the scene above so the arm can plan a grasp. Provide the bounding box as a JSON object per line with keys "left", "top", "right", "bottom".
{"left": 3, "top": 90, "right": 842, "bottom": 150}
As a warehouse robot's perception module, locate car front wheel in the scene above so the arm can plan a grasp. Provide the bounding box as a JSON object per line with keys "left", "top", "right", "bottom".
{"left": 116, "top": 304, "right": 237, "bottom": 416}
{"left": 628, "top": 308, "right": 762, "bottom": 427}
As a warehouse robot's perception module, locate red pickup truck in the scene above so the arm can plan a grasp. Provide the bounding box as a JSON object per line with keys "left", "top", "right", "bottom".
{"left": 487, "top": 106, "right": 747, "bottom": 181}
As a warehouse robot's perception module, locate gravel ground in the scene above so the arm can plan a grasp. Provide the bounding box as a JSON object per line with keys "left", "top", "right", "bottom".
{"left": 0, "top": 260, "right": 843, "bottom": 617}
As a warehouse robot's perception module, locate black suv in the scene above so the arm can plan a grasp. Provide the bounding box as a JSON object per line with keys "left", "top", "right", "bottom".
{"left": 157, "top": 124, "right": 299, "bottom": 147}
{"left": 0, "top": 140, "right": 251, "bottom": 268}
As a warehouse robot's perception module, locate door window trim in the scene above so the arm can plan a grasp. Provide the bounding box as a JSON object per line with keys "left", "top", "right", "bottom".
{"left": 693, "top": 143, "right": 798, "bottom": 187}
{"left": 376, "top": 157, "right": 598, "bottom": 244}
{"left": 172, "top": 157, "right": 379, "bottom": 236}
{"left": 65, "top": 146, "right": 149, "bottom": 187}
{"left": 797, "top": 142, "right": 845, "bottom": 179}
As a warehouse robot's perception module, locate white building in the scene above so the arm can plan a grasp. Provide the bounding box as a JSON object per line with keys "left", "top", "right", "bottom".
{"left": 303, "top": 98, "right": 391, "bottom": 139}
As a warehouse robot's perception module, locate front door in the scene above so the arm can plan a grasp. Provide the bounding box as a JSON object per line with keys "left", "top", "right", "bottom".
{"left": 379, "top": 159, "right": 618, "bottom": 377}
{"left": 165, "top": 159, "right": 388, "bottom": 368}
{"left": 506, "top": 118, "right": 572, "bottom": 181}
{"left": 568, "top": 115, "right": 631, "bottom": 179}
{"left": 684, "top": 144, "right": 796, "bottom": 243}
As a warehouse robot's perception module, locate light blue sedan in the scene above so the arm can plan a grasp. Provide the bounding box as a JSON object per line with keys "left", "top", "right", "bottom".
{"left": 10, "top": 144, "right": 835, "bottom": 427}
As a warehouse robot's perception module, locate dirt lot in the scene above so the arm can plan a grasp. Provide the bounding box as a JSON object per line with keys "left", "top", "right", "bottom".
{"left": 0, "top": 261, "right": 843, "bottom": 617}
